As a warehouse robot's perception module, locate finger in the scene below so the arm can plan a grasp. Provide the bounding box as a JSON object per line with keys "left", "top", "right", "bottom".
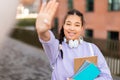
{"left": 39, "top": 2, "right": 46, "bottom": 13}
{"left": 44, "top": 0, "right": 53, "bottom": 13}
{"left": 50, "top": 2, "right": 59, "bottom": 18}
{"left": 47, "top": 0, "right": 56, "bottom": 13}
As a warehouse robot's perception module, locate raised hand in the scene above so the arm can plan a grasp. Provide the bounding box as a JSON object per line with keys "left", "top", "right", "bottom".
{"left": 36, "top": 0, "right": 59, "bottom": 34}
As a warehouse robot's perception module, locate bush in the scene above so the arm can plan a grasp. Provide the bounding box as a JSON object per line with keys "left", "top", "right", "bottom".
{"left": 16, "top": 18, "right": 36, "bottom": 27}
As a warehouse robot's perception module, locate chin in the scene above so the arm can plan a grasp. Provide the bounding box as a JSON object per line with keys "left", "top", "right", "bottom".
{"left": 67, "top": 37, "right": 75, "bottom": 40}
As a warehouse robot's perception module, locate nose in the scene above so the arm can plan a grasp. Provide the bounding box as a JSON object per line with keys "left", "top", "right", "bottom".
{"left": 69, "top": 26, "right": 74, "bottom": 30}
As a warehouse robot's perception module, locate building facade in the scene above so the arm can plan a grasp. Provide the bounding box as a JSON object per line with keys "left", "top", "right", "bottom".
{"left": 56, "top": 0, "right": 120, "bottom": 40}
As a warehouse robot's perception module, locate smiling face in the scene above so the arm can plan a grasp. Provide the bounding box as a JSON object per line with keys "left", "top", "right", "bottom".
{"left": 63, "top": 14, "right": 83, "bottom": 40}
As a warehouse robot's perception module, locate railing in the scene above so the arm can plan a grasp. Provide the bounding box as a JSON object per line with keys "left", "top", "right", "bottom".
{"left": 85, "top": 38, "right": 120, "bottom": 76}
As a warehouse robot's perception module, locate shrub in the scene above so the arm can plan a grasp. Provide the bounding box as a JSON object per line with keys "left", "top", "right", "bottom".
{"left": 16, "top": 18, "right": 36, "bottom": 27}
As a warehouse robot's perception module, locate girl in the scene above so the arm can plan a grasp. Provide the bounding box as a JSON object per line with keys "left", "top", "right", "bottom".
{"left": 36, "top": 0, "right": 113, "bottom": 80}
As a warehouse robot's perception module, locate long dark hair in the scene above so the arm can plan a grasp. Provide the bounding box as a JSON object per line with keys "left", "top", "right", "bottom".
{"left": 59, "top": 9, "right": 85, "bottom": 59}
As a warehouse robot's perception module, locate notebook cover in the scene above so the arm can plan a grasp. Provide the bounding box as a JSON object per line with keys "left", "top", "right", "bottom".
{"left": 74, "top": 56, "right": 97, "bottom": 73}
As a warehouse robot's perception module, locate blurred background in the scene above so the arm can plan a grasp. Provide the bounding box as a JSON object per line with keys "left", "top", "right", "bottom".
{"left": 0, "top": 0, "right": 120, "bottom": 80}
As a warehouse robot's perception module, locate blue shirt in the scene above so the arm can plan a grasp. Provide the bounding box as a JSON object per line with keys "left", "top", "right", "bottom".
{"left": 39, "top": 31, "right": 113, "bottom": 80}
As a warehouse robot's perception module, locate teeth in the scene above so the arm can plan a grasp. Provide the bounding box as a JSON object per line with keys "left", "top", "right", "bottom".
{"left": 68, "top": 32, "right": 75, "bottom": 36}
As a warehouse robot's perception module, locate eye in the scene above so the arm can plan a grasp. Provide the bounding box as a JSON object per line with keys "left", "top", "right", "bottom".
{"left": 75, "top": 24, "right": 80, "bottom": 27}
{"left": 75, "top": 22, "right": 81, "bottom": 27}
{"left": 65, "top": 22, "right": 71, "bottom": 26}
{"left": 66, "top": 23, "right": 71, "bottom": 25}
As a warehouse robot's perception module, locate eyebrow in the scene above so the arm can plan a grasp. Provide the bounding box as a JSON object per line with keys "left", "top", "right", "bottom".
{"left": 65, "top": 21, "right": 81, "bottom": 25}
{"left": 65, "top": 21, "right": 71, "bottom": 23}
{"left": 75, "top": 22, "right": 81, "bottom": 24}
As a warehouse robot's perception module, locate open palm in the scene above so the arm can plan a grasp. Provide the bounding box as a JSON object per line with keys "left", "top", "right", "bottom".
{"left": 36, "top": 0, "right": 59, "bottom": 33}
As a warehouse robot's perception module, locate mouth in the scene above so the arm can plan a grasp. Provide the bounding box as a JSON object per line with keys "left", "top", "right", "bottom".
{"left": 68, "top": 32, "right": 76, "bottom": 37}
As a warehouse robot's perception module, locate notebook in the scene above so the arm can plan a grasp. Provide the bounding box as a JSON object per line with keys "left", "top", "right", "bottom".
{"left": 74, "top": 56, "right": 97, "bottom": 73}
{"left": 72, "top": 60, "right": 100, "bottom": 80}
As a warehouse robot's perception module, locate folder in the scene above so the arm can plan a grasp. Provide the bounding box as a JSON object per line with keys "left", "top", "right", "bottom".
{"left": 72, "top": 60, "right": 100, "bottom": 80}
{"left": 74, "top": 56, "right": 97, "bottom": 73}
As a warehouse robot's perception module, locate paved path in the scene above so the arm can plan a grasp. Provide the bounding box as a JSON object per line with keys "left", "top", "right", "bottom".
{"left": 0, "top": 37, "right": 51, "bottom": 80}
{"left": 0, "top": 37, "right": 120, "bottom": 80}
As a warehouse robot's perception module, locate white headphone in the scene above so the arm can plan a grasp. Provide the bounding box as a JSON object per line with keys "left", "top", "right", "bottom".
{"left": 64, "top": 37, "right": 83, "bottom": 48}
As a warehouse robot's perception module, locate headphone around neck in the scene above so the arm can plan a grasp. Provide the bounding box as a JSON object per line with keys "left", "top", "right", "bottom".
{"left": 64, "top": 37, "right": 83, "bottom": 48}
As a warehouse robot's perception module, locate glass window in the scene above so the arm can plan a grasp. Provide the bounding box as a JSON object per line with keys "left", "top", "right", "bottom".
{"left": 86, "top": 0, "right": 94, "bottom": 12}
{"left": 85, "top": 29, "right": 93, "bottom": 38}
{"left": 68, "top": 0, "right": 73, "bottom": 10}
{"left": 108, "top": 0, "right": 120, "bottom": 11}
{"left": 108, "top": 31, "right": 119, "bottom": 40}
{"left": 107, "top": 31, "right": 119, "bottom": 51}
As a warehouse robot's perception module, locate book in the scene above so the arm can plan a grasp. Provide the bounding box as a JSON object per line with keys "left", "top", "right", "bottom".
{"left": 72, "top": 60, "right": 100, "bottom": 80}
{"left": 74, "top": 56, "right": 97, "bottom": 73}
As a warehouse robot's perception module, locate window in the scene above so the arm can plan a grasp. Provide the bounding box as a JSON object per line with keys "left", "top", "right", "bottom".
{"left": 108, "top": 31, "right": 119, "bottom": 40}
{"left": 107, "top": 31, "right": 119, "bottom": 51}
{"left": 108, "top": 0, "right": 120, "bottom": 11}
{"left": 86, "top": 0, "right": 94, "bottom": 12}
{"left": 68, "top": 0, "right": 73, "bottom": 10}
{"left": 85, "top": 29, "right": 93, "bottom": 38}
